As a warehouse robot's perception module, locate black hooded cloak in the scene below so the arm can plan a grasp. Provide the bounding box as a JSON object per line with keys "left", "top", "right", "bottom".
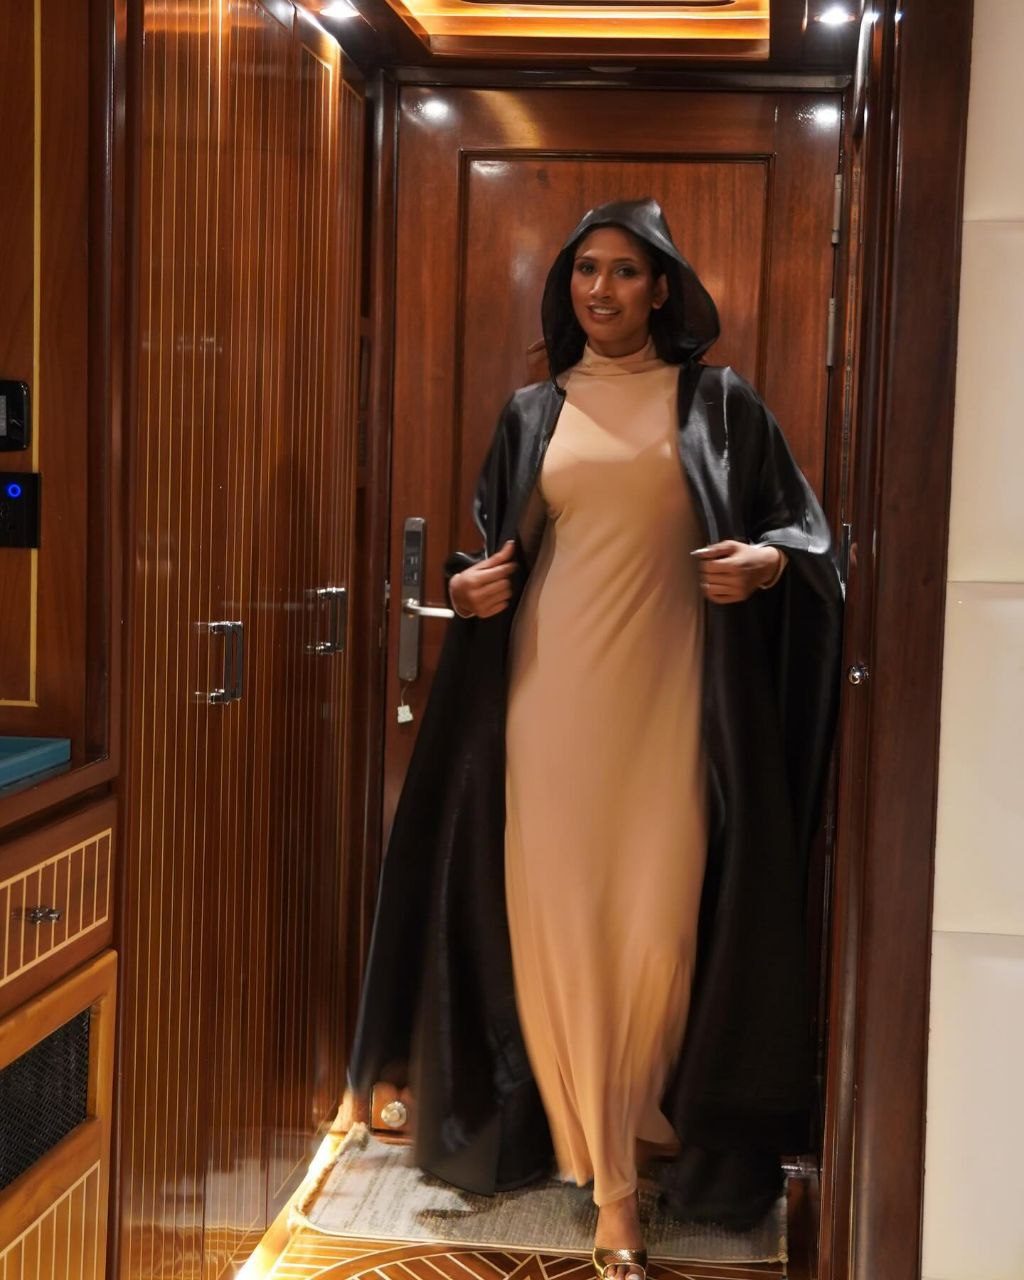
{"left": 350, "top": 198, "right": 843, "bottom": 1223}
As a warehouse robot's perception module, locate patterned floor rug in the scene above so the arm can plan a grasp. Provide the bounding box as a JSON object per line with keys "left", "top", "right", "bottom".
{"left": 299, "top": 1125, "right": 787, "bottom": 1265}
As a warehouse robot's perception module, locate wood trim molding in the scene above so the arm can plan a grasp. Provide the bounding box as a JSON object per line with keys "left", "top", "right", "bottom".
{"left": 820, "top": 3, "right": 973, "bottom": 1278}
{"left": 346, "top": 72, "right": 399, "bottom": 1052}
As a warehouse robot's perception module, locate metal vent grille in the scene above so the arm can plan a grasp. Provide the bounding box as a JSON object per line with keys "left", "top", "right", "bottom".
{"left": 0, "top": 1010, "right": 90, "bottom": 1191}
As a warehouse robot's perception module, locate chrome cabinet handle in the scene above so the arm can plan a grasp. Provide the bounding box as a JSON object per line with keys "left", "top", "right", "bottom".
{"left": 402, "top": 599, "right": 454, "bottom": 620}
{"left": 207, "top": 621, "right": 234, "bottom": 704}
{"left": 312, "top": 586, "right": 348, "bottom": 654}
{"left": 847, "top": 663, "right": 870, "bottom": 686}
{"left": 25, "top": 906, "right": 63, "bottom": 924}
{"left": 205, "top": 620, "right": 243, "bottom": 704}
{"left": 231, "top": 621, "right": 244, "bottom": 700}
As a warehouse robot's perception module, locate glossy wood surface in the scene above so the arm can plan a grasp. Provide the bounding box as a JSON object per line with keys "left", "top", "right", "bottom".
{"left": 117, "top": 3, "right": 362, "bottom": 1277}
{"left": 0, "top": 798, "right": 116, "bottom": 1018}
{"left": 384, "top": 85, "right": 840, "bottom": 825}
{"left": 0, "top": 950, "right": 117, "bottom": 1278}
{"left": 0, "top": 0, "right": 88, "bottom": 746}
{"left": 819, "top": 2, "right": 974, "bottom": 1278}
{"left": 0, "top": 0, "right": 126, "bottom": 832}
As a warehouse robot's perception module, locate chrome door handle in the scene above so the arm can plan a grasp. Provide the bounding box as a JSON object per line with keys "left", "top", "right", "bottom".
{"left": 312, "top": 586, "right": 348, "bottom": 654}
{"left": 230, "top": 621, "right": 244, "bottom": 700}
{"left": 402, "top": 599, "right": 454, "bottom": 620}
{"left": 207, "top": 621, "right": 234, "bottom": 704}
{"left": 205, "top": 620, "right": 243, "bottom": 704}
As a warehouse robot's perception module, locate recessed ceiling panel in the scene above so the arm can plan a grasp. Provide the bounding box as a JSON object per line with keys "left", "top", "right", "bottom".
{"left": 379, "top": 0, "right": 770, "bottom": 57}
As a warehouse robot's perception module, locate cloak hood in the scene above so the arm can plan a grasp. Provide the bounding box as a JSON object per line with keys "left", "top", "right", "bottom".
{"left": 541, "top": 197, "right": 721, "bottom": 377}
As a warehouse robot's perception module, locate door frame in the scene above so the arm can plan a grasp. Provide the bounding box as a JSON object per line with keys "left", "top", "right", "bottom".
{"left": 354, "top": 3, "right": 973, "bottom": 1278}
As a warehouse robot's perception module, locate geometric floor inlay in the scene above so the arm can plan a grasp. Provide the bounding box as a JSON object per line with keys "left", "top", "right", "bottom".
{"left": 268, "top": 1237, "right": 789, "bottom": 1280}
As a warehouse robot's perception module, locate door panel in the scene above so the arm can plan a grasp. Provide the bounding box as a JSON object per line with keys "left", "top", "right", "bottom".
{"left": 264, "top": 9, "right": 363, "bottom": 1217}
{"left": 119, "top": 3, "right": 362, "bottom": 1277}
{"left": 120, "top": 7, "right": 228, "bottom": 1275}
{"left": 385, "top": 86, "right": 841, "bottom": 825}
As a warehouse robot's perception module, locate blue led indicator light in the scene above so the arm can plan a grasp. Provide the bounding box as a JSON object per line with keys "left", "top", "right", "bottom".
{"left": 5, "top": 483, "right": 22, "bottom": 499}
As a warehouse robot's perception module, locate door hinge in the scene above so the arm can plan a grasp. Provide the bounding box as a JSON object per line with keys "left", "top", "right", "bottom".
{"left": 826, "top": 297, "right": 837, "bottom": 369}
{"left": 832, "top": 172, "right": 843, "bottom": 246}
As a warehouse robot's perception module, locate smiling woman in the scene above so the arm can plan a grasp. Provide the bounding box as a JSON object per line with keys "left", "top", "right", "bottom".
{"left": 351, "top": 196, "right": 843, "bottom": 1280}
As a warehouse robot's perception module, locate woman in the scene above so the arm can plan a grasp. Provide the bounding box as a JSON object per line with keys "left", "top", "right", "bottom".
{"left": 350, "top": 199, "right": 843, "bottom": 1279}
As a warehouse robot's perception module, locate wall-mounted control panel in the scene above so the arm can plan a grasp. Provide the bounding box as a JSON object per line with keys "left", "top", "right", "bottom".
{"left": 0, "top": 382, "right": 31, "bottom": 451}
{"left": 0, "top": 473, "right": 41, "bottom": 548}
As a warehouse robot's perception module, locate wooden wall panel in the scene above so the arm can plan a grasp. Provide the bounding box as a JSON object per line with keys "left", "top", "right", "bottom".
{"left": 202, "top": 8, "right": 287, "bottom": 1274}
{"left": 0, "top": 0, "right": 89, "bottom": 748}
{"left": 118, "top": 3, "right": 363, "bottom": 1277}
{"left": 264, "top": 13, "right": 363, "bottom": 1214}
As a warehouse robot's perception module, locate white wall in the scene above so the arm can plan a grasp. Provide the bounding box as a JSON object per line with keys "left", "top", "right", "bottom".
{"left": 922, "top": 3, "right": 1024, "bottom": 1278}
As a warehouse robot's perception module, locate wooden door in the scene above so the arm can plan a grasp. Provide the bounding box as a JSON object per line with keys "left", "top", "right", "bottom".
{"left": 262, "top": 10, "right": 363, "bottom": 1216}
{"left": 384, "top": 87, "right": 842, "bottom": 825}
{"left": 120, "top": 6, "right": 232, "bottom": 1273}
{"left": 119, "top": 3, "right": 362, "bottom": 1277}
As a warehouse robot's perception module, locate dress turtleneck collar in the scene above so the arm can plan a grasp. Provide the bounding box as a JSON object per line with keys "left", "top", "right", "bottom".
{"left": 573, "top": 336, "right": 665, "bottom": 376}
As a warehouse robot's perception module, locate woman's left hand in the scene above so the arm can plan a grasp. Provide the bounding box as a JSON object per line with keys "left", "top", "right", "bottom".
{"left": 691, "top": 540, "right": 782, "bottom": 603}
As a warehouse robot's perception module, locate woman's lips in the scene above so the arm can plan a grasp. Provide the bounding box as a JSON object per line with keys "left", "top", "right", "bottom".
{"left": 587, "top": 306, "right": 620, "bottom": 321}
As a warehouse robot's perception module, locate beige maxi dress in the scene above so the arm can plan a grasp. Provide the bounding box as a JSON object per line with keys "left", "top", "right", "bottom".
{"left": 505, "top": 337, "right": 708, "bottom": 1206}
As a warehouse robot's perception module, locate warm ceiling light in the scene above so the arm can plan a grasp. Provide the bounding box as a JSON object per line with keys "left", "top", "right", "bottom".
{"left": 322, "top": 1, "right": 359, "bottom": 16}
{"left": 816, "top": 4, "right": 856, "bottom": 23}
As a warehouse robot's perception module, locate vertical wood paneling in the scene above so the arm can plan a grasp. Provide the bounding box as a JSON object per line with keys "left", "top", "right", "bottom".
{"left": 266, "top": 25, "right": 339, "bottom": 1203}
{"left": 120, "top": 3, "right": 362, "bottom": 1277}
{"left": 122, "top": 3, "right": 226, "bottom": 1276}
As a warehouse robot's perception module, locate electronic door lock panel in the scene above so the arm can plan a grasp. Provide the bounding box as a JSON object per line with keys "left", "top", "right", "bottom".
{"left": 398, "top": 517, "right": 454, "bottom": 684}
{"left": 0, "top": 381, "right": 30, "bottom": 451}
{"left": 0, "top": 472, "right": 40, "bottom": 548}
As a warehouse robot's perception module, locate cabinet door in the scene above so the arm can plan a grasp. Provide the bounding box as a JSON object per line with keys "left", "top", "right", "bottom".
{"left": 262, "top": 8, "right": 362, "bottom": 1216}
{"left": 119, "top": 4, "right": 233, "bottom": 1274}
{"left": 0, "top": 952, "right": 116, "bottom": 1280}
{"left": 119, "top": 3, "right": 363, "bottom": 1277}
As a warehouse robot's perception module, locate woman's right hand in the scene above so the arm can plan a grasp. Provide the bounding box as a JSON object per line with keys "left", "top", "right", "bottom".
{"left": 449, "top": 540, "right": 517, "bottom": 618}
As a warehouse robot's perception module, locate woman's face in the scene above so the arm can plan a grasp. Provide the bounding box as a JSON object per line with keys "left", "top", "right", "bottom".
{"left": 569, "top": 225, "right": 669, "bottom": 357}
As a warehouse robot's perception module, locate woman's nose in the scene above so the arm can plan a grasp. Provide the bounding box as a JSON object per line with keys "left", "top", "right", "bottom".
{"left": 590, "top": 274, "right": 612, "bottom": 298}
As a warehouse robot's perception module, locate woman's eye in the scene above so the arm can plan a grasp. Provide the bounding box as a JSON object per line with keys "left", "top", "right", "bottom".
{"left": 617, "top": 266, "right": 638, "bottom": 277}
{"left": 575, "top": 261, "right": 594, "bottom": 274}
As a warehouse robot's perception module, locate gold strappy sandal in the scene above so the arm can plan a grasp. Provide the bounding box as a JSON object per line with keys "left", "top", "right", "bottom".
{"left": 591, "top": 1247, "right": 648, "bottom": 1280}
